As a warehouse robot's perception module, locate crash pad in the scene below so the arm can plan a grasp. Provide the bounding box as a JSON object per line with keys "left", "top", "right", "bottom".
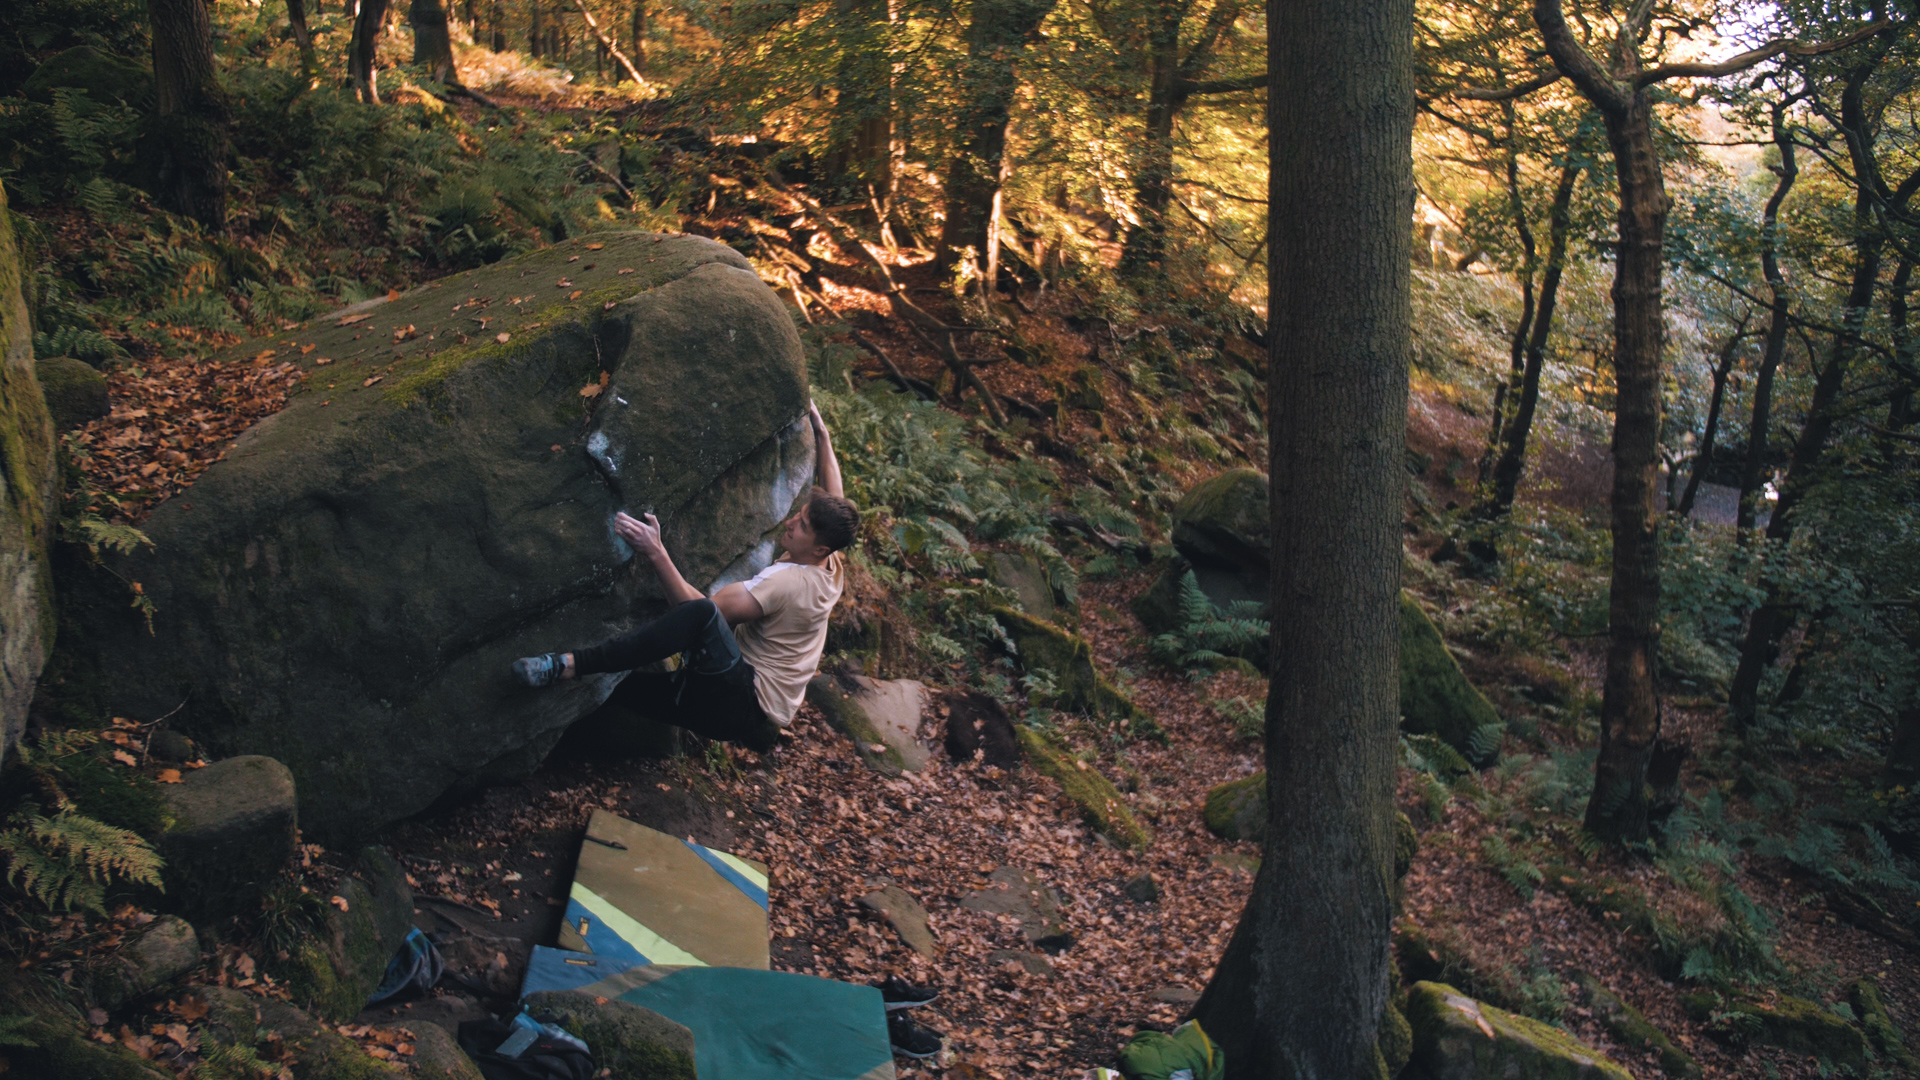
{"left": 565, "top": 964, "right": 895, "bottom": 1080}
{"left": 553, "top": 809, "right": 770, "bottom": 971}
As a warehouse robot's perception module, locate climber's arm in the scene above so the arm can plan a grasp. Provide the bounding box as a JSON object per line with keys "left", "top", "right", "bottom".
{"left": 809, "top": 401, "right": 843, "bottom": 499}
{"left": 614, "top": 511, "right": 702, "bottom": 606}
{"left": 711, "top": 581, "right": 766, "bottom": 626}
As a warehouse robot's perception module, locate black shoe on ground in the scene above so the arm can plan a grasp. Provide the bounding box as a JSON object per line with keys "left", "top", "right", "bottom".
{"left": 512, "top": 653, "right": 564, "bottom": 688}
{"left": 875, "top": 975, "right": 938, "bottom": 1011}
{"left": 887, "top": 1013, "right": 942, "bottom": 1059}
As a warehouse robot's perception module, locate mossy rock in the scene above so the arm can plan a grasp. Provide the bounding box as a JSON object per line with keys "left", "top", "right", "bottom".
{"left": 282, "top": 847, "right": 413, "bottom": 1022}
{"left": 35, "top": 356, "right": 109, "bottom": 429}
{"left": 1378, "top": 999, "right": 1413, "bottom": 1077}
{"left": 1171, "top": 468, "right": 1269, "bottom": 575}
{"left": 251, "top": 994, "right": 403, "bottom": 1079}
{"left": 0, "top": 974, "right": 171, "bottom": 1079}
{"left": 0, "top": 179, "right": 58, "bottom": 770}
{"left": 157, "top": 754, "right": 297, "bottom": 923}
{"left": 1850, "top": 977, "right": 1918, "bottom": 1072}
{"left": 20, "top": 46, "right": 154, "bottom": 108}
{"left": 1394, "top": 811, "right": 1419, "bottom": 879}
{"left": 407, "top": 1022, "right": 486, "bottom": 1080}
{"left": 1406, "top": 981, "right": 1632, "bottom": 1080}
{"left": 73, "top": 232, "right": 816, "bottom": 842}
{"left": 1065, "top": 365, "right": 1106, "bottom": 412}
{"left": 524, "top": 990, "right": 698, "bottom": 1080}
{"left": 1015, "top": 727, "right": 1150, "bottom": 849}
{"left": 993, "top": 607, "right": 1154, "bottom": 735}
{"left": 1202, "top": 773, "right": 1265, "bottom": 843}
{"left": 989, "top": 550, "right": 1060, "bottom": 623}
{"left": 1400, "top": 594, "right": 1503, "bottom": 765}
{"left": 1719, "top": 993, "right": 1870, "bottom": 1070}
{"left": 1574, "top": 971, "right": 1698, "bottom": 1078}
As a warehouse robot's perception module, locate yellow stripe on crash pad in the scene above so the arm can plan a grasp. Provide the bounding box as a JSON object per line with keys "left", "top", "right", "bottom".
{"left": 707, "top": 848, "right": 769, "bottom": 893}
{"left": 572, "top": 883, "right": 706, "bottom": 968}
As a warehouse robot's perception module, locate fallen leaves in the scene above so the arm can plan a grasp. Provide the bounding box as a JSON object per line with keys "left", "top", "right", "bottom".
{"left": 329, "top": 896, "right": 350, "bottom": 912}
{"left": 362, "top": 376, "right": 384, "bottom": 388}
{"left": 580, "top": 372, "right": 609, "bottom": 398}
{"left": 569, "top": 290, "right": 584, "bottom": 300}
{"left": 586, "top": 242, "right": 605, "bottom": 250}
{"left": 336, "top": 313, "right": 373, "bottom": 327}
{"left": 157, "top": 768, "right": 183, "bottom": 784}
{"left": 111, "top": 749, "right": 138, "bottom": 767}
{"left": 617, "top": 267, "right": 635, "bottom": 275}
{"left": 496, "top": 332, "right": 511, "bottom": 343}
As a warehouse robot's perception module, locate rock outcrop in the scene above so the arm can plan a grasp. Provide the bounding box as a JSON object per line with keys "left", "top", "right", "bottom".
{"left": 73, "top": 233, "right": 814, "bottom": 839}
{"left": 283, "top": 847, "right": 415, "bottom": 1022}
{"left": 0, "top": 180, "right": 57, "bottom": 770}
{"left": 1405, "top": 980, "right": 1632, "bottom": 1080}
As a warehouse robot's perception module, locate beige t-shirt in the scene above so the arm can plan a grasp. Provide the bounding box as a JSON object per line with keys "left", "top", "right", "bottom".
{"left": 733, "top": 553, "right": 846, "bottom": 725}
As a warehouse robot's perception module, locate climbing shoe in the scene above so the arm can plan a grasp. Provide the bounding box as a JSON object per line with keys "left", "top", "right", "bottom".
{"left": 875, "top": 975, "right": 938, "bottom": 1011}
{"left": 512, "top": 653, "right": 565, "bottom": 688}
{"left": 887, "top": 1013, "right": 943, "bottom": 1059}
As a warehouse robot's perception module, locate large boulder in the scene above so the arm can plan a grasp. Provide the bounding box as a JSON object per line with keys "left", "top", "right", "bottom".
{"left": 806, "top": 671, "right": 929, "bottom": 774}
{"left": 0, "top": 180, "right": 57, "bottom": 771}
{"left": 73, "top": 233, "right": 815, "bottom": 840}
{"left": 1405, "top": 981, "right": 1632, "bottom": 1080}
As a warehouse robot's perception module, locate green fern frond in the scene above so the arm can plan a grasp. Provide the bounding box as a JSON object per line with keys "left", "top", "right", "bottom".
{"left": 0, "top": 811, "right": 165, "bottom": 913}
{"left": 1467, "top": 722, "right": 1507, "bottom": 763}
{"left": 64, "top": 515, "right": 154, "bottom": 559}
{"left": 0, "top": 1015, "right": 38, "bottom": 1049}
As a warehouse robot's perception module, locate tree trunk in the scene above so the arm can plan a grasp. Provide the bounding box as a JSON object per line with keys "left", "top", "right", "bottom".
{"left": 1736, "top": 103, "right": 1798, "bottom": 538}
{"left": 825, "top": 0, "right": 892, "bottom": 191}
{"left": 1118, "top": 3, "right": 1184, "bottom": 277}
{"left": 530, "top": 0, "right": 544, "bottom": 57}
{"left": 410, "top": 0, "right": 460, "bottom": 84}
{"left": 147, "top": 0, "right": 231, "bottom": 228}
{"left": 491, "top": 0, "right": 505, "bottom": 50}
{"left": 1483, "top": 161, "right": 1581, "bottom": 517}
{"left": 1187, "top": 0, "right": 1409, "bottom": 1072}
{"left": 286, "top": 0, "right": 320, "bottom": 78}
{"left": 1885, "top": 258, "right": 1915, "bottom": 431}
{"left": 348, "top": 0, "right": 391, "bottom": 102}
{"left": 1481, "top": 125, "right": 1537, "bottom": 487}
{"left": 936, "top": 0, "right": 1059, "bottom": 281}
{"left": 1676, "top": 314, "right": 1751, "bottom": 519}
{"left": 630, "top": 0, "right": 647, "bottom": 74}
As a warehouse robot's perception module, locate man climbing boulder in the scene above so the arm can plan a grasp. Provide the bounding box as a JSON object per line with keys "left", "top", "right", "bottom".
{"left": 515, "top": 402, "right": 855, "bottom": 751}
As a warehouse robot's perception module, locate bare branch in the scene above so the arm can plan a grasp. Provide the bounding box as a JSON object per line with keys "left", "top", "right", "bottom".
{"left": 1636, "top": 19, "right": 1893, "bottom": 87}
{"left": 1533, "top": 0, "right": 1631, "bottom": 115}
{"left": 1451, "top": 70, "right": 1564, "bottom": 101}
{"left": 1175, "top": 72, "right": 1268, "bottom": 97}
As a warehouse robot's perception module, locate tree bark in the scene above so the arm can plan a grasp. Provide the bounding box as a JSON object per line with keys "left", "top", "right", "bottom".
{"left": 571, "top": 0, "right": 644, "bottom": 83}
{"left": 1481, "top": 121, "right": 1538, "bottom": 486}
{"left": 410, "top": 0, "right": 460, "bottom": 84}
{"left": 530, "top": 0, "right": 544, "bottom": 57}
{"left": 1483, "top": 161, "right": 1582, "bottom": 517}
{"left": 1736, "top": 101, "right": 1799, "bottom": 538}
{"left": 1532, "top": 0, "right": 1669, "bottom": 842}
{"left": 1187, "top": 0, "right": 1409, "bottom": 1072}
{"left": 348, "top": 0, "right": 392, "bottom": 101}
{"left": 630, "top": 0, "right": 647, "bottom": 73}
{"left": 286, "top": 0, "right": 320, "bottom": 79}
{"left": 936, "top": 0, "right": 1059, "bottom": 281}
{"left": 1676, "top": 313, "right": 1751, "bottom": 518}
{"left": 147, "top": 0, "right": 231, "bottom": 228}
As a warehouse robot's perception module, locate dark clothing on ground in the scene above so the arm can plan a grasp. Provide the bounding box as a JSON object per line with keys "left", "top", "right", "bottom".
{"left": 572, "top": 598, "right": 781, "bottom": 752}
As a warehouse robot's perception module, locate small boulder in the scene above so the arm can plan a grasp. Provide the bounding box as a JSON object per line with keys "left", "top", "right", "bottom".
{"left": 989, "top": 551, "right": 1059, "bottom": 623}
{"left": 993, "top": 608, "right": 1149, "bottom": 730}
{"left": 408, "top": 1021, "right": 487, "bottom": 1080}
{"left": 962, "top": 866, "right": 1074, "bottom": 954}
{"left": 859, "top": 882, "right": 938, "bottom": 958}
{"left": 1122, "top": 872, "right": 1159, "bottom": 904}
{"left": 1400, "top": 595, "right": 1504, "bottom": 765}
{"left": 1574, "top": 971, "right": 1698, "bottom": 1078}
{"left": 1202, "top": 773, "right": 1266, "bottom": 843}
{"left": 1405, "top": 981, "right": 1632, "bottom": 1080}
{"left": 1171, "top": 468, "right": 1270, "bottom": 576}
{"left": 941, "top": 690, "right": 1020, "bottom": 767}
{"left": 89, "top": 915, "right": 200, "bottom": 1011}
{"left": 1016, "top": 727, "right": 1150, "bottom": 849}
{"left": 1717, "top": 993, "right": 1869, "bottom": 1070}
{"left": 806, "top": 672, "right": 928, "bottom": 774}
{"left": 146, "top": 729, "right": 197, "bottom": 763}
{"left": 523, "top": 990, "right": 699, "bottom": 1080}
{"left": 989, "top": 949, "right": 1054, "bottom": 977}
{"left": 1850, "top": 977, "right": 1917, "bottom": 1072}
{"left": 36, "top": 356, "right": 110, "bottom": 430}
{"left": 283, "top": 847, "right": 414, "bottom": 1022}
{"left": 0, "top": 973, "right": 170, "bottom": 1080}
{"left": 157, "top": 755, "right": 297, "bottom": 922}
{"left": 198, "top": 986, "right": 400, "bottom": 1078}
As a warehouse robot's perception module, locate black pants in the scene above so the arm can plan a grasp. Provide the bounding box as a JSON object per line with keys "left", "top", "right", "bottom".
{"left": 572, "top": 599, "right": 780, "bottom": 752}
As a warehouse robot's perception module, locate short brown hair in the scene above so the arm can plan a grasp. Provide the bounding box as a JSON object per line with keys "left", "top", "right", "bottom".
{"left": 806, "top": 489, "right": 859, "bottom": 553}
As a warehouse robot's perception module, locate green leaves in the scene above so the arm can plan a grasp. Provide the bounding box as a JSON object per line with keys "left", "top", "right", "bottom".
{"left": 0, "top": 809, "right": 164, "bottom": 914}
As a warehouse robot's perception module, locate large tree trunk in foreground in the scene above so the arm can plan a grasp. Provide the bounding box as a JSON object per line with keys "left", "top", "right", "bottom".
{"left": 148, "top": 0, "right": 231, "bottom": 228}
{"left": 410, "top": 0, "right": 461, "bottom": 83}
{"left": 936, "top": 0, "right": 1058, "bottom": 282}
{"left": 349, "top": 0, "right": 392, "bottom": 102}
{"left": 1186, "top": 0, "right": 1408, "bottom": 1072}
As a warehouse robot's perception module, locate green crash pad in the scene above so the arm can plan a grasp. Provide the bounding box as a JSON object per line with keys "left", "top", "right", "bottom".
{"left": 568, "top": 964, "right": 896, "bottom": 1080}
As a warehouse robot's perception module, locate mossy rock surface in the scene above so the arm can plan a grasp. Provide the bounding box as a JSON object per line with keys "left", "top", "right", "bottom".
{"left": 0, "top": 180, "right": 57, "bottom": 770}
{"left": 1016, "top": 727, "right": 1149, "bottom": 849}
{"left": 1574, "top": 971, "right": 1698, "bottom": 1078}
{"left": 1202, "top": 773, "right": 1266, "bottom": 843}
{"left": 72, "top": 232, "right": 816, "bottom": 841}
{"left": 35, "top": 356, "right": 109, "bottom": 429}
{"left": 1378, "top": 999, "right": 1413, "bottom": 1077}
{"left": 284, "top": 847, "right": 413, "bottom": 1022}
{"left": 20, "top": 46, "right": 154, "bottom": 107}
{"left": 994, "top": 607, "right": 1152, "bottom": 733}
{"left": 1171, "top": 468, "right": 1269, "bottom": 575}
{"left": 1406, "top": 981, "right": 1632, "bottom": 1080}
{"left": 407, "top": 1022, "right": 486, "bottom": 1080}
{"left": 525, "top": 990, "right": 698, "bottom": 1080}
{"left": 1850, "top": 977, "right": 1918, "bottom": 1072}
{"left": 158, "top": 754, "right": 297, "bottom": 922}
{"left": 1399, "top": 594, "right": 1503, "bottom": 764}
{"left": 1721, "top": 993, "right": 1870, "bottom": 1070}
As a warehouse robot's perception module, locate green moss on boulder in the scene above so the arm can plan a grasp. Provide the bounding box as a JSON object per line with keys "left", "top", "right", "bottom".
{"left": 1719, "top": 994, "right": 1869, "bottom": 1070}
{"left": 0, "top": 180, "right": 57, "bottom": 770}
{"left": 1171, "top": 468, "right": 1269, "bottom": 573}
{"left": 1016, "top": 727, "right": 1149, "bottom": 849}
{"left": 1850, "top": 977, "right": 1917, "bottom": 1072}
{"left": 36, "top": 356, "right": 109, "bottom": 429}
{"left": 1379, "top": 999, "right": 1413, "bottom": 1076}
{"left": 525, "top": 990, "right": 698, "bottom": 1080}
{"left": 1202, "top": 773, "right": 1265, "bottom": 843}
{"left": 282, "top": 848, "right": 413, "bottom": 1023}
{"left": 1406, "top": 981, "right": 1632, "bottom": 1080}
{"left": 1400, "top": 594, "right": 1503, "bottom": 765}
{"left": 994, "top": 607, "right": 1153, "bottom": 735}
{"left": 1574, "top": 971, "right": 1698, "bottom": 1078}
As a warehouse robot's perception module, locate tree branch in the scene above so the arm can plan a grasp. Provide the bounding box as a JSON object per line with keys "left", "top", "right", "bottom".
{"left": 1174, "top": 72, "right": 1268, "bottom": 97}
{"left": 1451, "top": 70, "right": 1564, "bottom": 101}
{"left": 1533, "top": 0, "right": 1631, "bottom": 115}
{"left": 1635, "top": 19, "right": 1893, "bottom": 87}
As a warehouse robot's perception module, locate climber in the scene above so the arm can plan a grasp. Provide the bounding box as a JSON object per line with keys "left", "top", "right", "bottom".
{"left": 512, "top": 401, "right": 855, "bottom": 752}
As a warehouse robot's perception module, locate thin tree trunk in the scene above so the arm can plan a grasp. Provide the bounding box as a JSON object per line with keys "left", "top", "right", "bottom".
{"left": 936, "top": 0, "right": 1059, "bottom": 281}
{"left": 348, "top": 0, "right": 391, "bottom": 102}
{"left": 630, "top": 0, "right": 647, "bottom": 74}
{"left": 1676, "top": 313, "right": 1752, "bottom": 519}
{"left": 530, "top": 0, "right": 544, "bottom": 57}
{"left": 147, "top": 0, "right": 231, "bottom": 228}
{"left": 410, "top": 0, "right": 460, "bottom": 84}
{"left": 1484, "top": 161, "right": 1582, "bottom": 517}
{"left": 1188, "top": 0, "right": 1409, "bottom": 1072}
{"left": 570, "top": 0, "right": 644, "bottom": 83}
{"left": 1119, "top": 1, "right": 1184, "bottom": 277}
{"left": 1481, "top": 121, "right": 1537, "bottom": 486}
{"left": 286, "top": 0, "right": 320, "bottom": 79}
{"left": 1736, "top": 101, "right": 1798, "bottom": 538}
{"left": 490, "top": 0, "right": 505, "bottom": 50}
{"left": 1887, "top": 259, "right": 1917, "bottom": 430}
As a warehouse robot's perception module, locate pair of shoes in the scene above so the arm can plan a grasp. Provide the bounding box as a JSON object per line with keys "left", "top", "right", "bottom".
{"left": 886, "top": 1012, "right": 942, "bottom": 1060}
{"left": 511, "top": 653, "right": 565, "bottom": 688}
{"left": 875, "top": 975, "right": 938, "bottom": 1011}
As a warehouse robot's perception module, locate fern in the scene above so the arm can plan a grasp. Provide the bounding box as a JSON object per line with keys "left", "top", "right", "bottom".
{"left": 63, "top": 516, "right": 154, "bottom": 560}
{"left": 1467, "top": 722, "right": 1507, "bottom": 764}
{"left": 0, "top": 1015, "right": 38, "bottom": 1048}
{"left": 1149, "top": 569, "right": 1270, "bottom": 676}
{"left": 0, "top": 810, "right": 164, "bottom": 914}
{"left": 1211, "top": 695, "right": 1265, "bottom": 740}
